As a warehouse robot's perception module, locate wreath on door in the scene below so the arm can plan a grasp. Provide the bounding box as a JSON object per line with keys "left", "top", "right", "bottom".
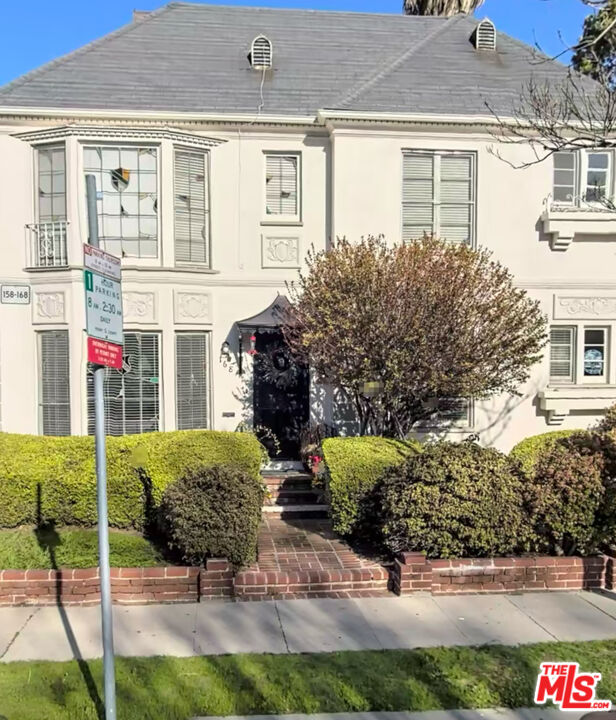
{"left": 258, "top": 345, "right": 303, "bottom": 389}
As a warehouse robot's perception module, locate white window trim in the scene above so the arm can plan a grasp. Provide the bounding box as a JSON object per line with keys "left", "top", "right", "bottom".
{"left": 401, "top": 149, "right": 477, "bottom": 248}
{"left": 552, "top": 149, "right": 615, "bottom": 208}
{"left": 86, "top": 329, "right": 163, "bottom": 435}
{"left": 550, "top": 323, "right": 613, "bottom": 386}
{"left": 262, "top": 151, "right": 302, "bottom": 225}
{"left": 173, "top": 145, "right": 212, "bottom": 268}
{"left": 579, "top": 325, "right": 610, "bottom": 385}
{"left": 79, "top": 139, "right": 162, "bottom": 267}
{"left": 174, "top": 331, "right": 213, "bottom": 430}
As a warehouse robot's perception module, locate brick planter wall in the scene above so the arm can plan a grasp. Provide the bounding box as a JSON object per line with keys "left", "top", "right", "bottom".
{"left": 0, "top": 563, "right": 233, "bottom": 606}
{"left": 200, "top": 558, "right": 234, "bottom": 599}
{"left": 392, "top": 551, "right": 614, "bottom": 595}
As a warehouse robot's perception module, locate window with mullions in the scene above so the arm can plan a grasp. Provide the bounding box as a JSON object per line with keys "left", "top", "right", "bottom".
{"left": 584, "top": 327, "right": 608, "bottom": 381}
{"left": 38, "top": 144, "right": 66, "bottom": 223}
{"left": 84, "top": 145, "right": 158, "bottom": 258}
{"left": 402, "top": 151, "right": 475, "bottom": 246}
{"left": 87, "top": 333, "right": 160, "bottom": 435}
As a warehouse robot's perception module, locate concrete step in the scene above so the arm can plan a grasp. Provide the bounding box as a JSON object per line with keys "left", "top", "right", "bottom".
{"left": 262, "top": 504, "right": 330, "bottom": 519}
{"left": 262, "top": 473, "right": 314, "bottom": 491}
{"left": 264, "top": 488, "right": 323, "bottom": 506}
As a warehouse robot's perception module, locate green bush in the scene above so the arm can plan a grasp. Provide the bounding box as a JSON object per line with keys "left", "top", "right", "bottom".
{"left": 509, "top": 430, "right": 579, "bottom": 476}
{"left": 159, "top": 466, "right": 263, "bottom": 568}
{"left": 0, "top": 430, "right": 262, "bottom": 530}
{"left": 380, "top": 442, "right": 526, "bottom": 558}
{"left": 526, "top": 443, "right": 605, "bottom": 556}
{"left": 322, "top": 436, "right": 421, "bottom": 537}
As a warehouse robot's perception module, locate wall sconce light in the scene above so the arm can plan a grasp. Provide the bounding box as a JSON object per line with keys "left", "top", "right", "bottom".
{"left": 220, "top": 341, "right": 232, "bottom": 363}
{"left": 247, "top": 334, "right": 257, "bottom": 356}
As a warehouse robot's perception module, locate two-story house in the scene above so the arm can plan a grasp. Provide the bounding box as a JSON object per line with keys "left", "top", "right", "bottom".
{"left": 0, "top": 2, "right": 614, "bottom": 456}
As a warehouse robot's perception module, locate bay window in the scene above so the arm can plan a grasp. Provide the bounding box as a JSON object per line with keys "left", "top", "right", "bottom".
{"left": 84, "top": 145, "right": 158, "bottom": 258}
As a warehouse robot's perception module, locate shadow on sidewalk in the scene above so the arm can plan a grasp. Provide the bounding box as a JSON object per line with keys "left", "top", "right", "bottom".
{"left": 35, "top": 484, "right": 104, "bottom": 720}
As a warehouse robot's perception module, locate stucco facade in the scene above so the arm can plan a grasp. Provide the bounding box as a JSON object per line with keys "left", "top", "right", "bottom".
{"left": 0, "top": 110, "right": 614, "bottom": 452}
{"left": 0, "top": 4, "right": 615, "bottom": 453}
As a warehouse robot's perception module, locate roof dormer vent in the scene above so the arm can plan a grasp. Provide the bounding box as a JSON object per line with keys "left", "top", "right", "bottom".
{"left": 474, "top": 18, "right": 496, "bottom": 51}
{"left": 250, "top": 35, "right": 273, "bottom": 70}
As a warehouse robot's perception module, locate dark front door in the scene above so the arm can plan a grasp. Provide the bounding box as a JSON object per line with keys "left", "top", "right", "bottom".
{"left": 253, "top": 330, "right": 309, "bottom": 460}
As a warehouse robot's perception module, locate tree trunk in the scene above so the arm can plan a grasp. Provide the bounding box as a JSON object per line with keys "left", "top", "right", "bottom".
{"left": 403, "top": 0, "right": 484, "bottom": 16}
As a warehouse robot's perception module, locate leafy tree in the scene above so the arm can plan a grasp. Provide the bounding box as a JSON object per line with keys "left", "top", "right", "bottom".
{"left": 283, "top": 235, "right": 547, "bottom": 438}
{"left": 573, "top": 1, "right": 616, "bottom": 81}
{"left": 403, "top": 0, "right": 483, "bottom": 15}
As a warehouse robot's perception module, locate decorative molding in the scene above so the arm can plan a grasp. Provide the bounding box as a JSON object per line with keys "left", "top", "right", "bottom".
{"left": 122, "top": 291, "right": 155, "bottom": 324}
{"left": 174, "top": 291, "right": 212, "bottom": 324}
{"left": 33, "top": 291, "right": 65, "bottom": 323}
{"left": 13, "top": 124, "right": 226, "bottom": 148}
{"left": 554, "top": 295, "right": 616, "bottom": 320}
{"left": 261, "top": 235, "right": 301, "bottom": 268}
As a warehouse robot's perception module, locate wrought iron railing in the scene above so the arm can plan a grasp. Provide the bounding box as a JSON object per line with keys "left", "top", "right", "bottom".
{"left": 545, "top": 192, "right": 616, "bottom": 214}
{"left": 26, "top": 221, "right": 69, "bottom": 268}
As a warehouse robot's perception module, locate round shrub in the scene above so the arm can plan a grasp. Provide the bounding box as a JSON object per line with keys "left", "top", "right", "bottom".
{"left": 159, "top": 465, "right": 264, "bottom": 568}
{"left": 526, "top": 443, "right": 605, "bottom": 556}
{"left": 322, "top": 436, "right": 421, "bottom": 537}
{"left": 509, "top": 430, "right": 579, "bottom": 477}
{"left": 380, "top": 442, "right": 526, "bottom": 559}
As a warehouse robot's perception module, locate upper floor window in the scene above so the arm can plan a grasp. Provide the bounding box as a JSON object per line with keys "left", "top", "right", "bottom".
{"left": 402, "top": 151, "right": 475, "bottom": 245}
{"left": 84, "top": 145, "right": 158, "bottom": 258}
{"left": 38, "top": 144, "right": 66, "bottom": 223}
{"left": 265, "top": 153, "right": 300, "bottom": 222}
{"left": 552, "top": 150, "right": 613, "bottom": 206}
{"left": 174, "top": 149, "right": 210, "bottom": 265}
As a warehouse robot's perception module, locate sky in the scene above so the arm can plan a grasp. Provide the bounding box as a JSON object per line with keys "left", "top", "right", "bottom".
{"left": 0, "top": 0, "right": 592, "bottom": 87}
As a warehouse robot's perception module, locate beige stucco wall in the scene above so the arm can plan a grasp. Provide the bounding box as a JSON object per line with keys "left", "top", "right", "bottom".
{"left": 0, "top": 115, "right": 614, "bottom": 451}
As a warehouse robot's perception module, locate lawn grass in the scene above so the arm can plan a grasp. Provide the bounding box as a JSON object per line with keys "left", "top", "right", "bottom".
{"left": 0, "top": 641, "right": 614, "bottom": 720}
{"left": 0, "top": 527, "right": 165, "bottom": 569}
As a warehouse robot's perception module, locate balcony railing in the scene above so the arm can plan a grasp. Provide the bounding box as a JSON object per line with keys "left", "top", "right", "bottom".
{"left": 26, "top": 221, "right": 69, "bottom": 268}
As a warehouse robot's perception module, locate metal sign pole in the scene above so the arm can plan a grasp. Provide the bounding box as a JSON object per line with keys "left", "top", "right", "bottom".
{"left": 86, "top": 173, "right": 117, "bottom": 720}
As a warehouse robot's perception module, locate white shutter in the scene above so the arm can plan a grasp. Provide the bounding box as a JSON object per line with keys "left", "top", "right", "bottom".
{"left": 174, "top": 150, "right": 209, "bottom": 264}
{"left": 265, "top": 155, "right": 298, "bottom": 216}
{"left": 549, "top": 326, "right": 575, "bottom": 382}
{"left": 87, "top": 332, "right": 160, "bottom": 435}
{"left": 39, "top": 330, "right": 71, "bottom": 436}
{"left": 553, "top": 152, "right": 577, "bottom": 204}
{"left": 176, "top": 333, "right": 209, "bottom": 430}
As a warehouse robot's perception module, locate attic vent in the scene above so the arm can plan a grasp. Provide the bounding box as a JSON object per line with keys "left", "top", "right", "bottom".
{"left": 474, "top": 18, "right": 496, "bottom": 51}
{"left": 250, "top": 35, "right": 273, "bottom": 70}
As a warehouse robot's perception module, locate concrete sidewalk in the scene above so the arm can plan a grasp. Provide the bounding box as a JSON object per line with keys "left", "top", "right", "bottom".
{"left": 196, "top": 711, "right": 594, "bottom": 720}
{"left": 197, "top": 711, "right": 594, "bottom": 720}
{"left": 2, "top": 591, "right": 616, "bottom": 663}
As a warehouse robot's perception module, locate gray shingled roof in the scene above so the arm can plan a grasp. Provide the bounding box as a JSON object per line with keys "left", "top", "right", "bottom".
{"left": 0, "top": 2, "right": 575, "bottom": 117}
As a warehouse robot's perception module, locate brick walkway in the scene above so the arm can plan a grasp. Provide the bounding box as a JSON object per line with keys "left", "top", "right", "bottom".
{"left": 235, "top": 516, "right": 391, "bottom": 599}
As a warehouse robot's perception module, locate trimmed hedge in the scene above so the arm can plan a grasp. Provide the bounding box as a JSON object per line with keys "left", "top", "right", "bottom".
{"left": 322, "top": 436, "right": 421, "bottom": 537}
{"left": 0, "top": 431, "right": 262, "bottom": 529}
{"left": 509, "top": 430, "right": 579, "bottom": 476}
{"left": 160, "top": 466, "right": 263, "bottom": 568}
{"left": 380, "top": 441, "right": 526, "bottom": 559}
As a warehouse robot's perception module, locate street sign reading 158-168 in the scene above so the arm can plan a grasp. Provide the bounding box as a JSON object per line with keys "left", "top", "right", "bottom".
{"left": 84, "top": 244, "right": 123, "bottom": 369}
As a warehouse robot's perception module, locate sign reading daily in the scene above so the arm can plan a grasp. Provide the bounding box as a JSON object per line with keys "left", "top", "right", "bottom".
{"left": 84, "top": 244, "right": 123, "bottom": 369}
